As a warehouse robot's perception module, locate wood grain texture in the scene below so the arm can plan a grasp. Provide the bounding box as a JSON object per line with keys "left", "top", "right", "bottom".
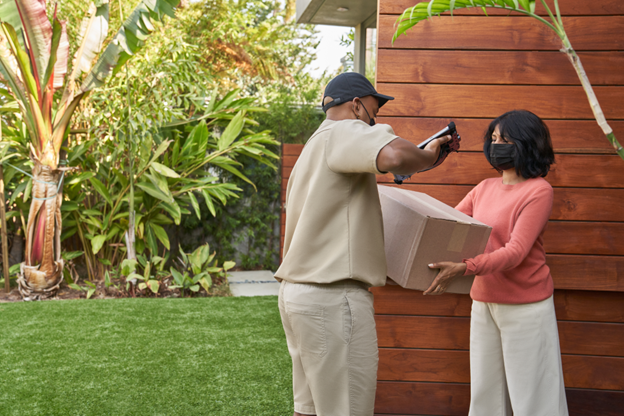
{"left": 379, "top": 351, "right": 624, "bottom": 389}
{"left": 282, "top": 144, "right": 303, "bottom": 157}
{"left": 380, "top": 0, "right": 624, "bottom": 16}
{"left": 566, "top": 388, "right": 624, "bottom": 416}
{"left": 376, "top": 315, "right": 470, "bottom": 349}
{"left": 558, "top": 321, "right": 624, "bottom": 356}
{"left": 563, "top": 355, "right": 624, "bottom": 390}
{"left": 378, "top": 16, "right": 624, "bottom": 50}
{"left": 373, "top": 154, "right": 624, "bottom": 188}
{"left": 377, "top": 317, "right": 624, "bottom": 358}
{"left": 373, "top": 286, "right": 624, "bottom": 323}
{"left": 544, "top": 222, "right": 624, "bottom": 256}
{"left": 375, "top": 384, "right": 624, "bottom": 416}
{"left": 553, "top": 290, "right": 624, "bottom": 322}
{"left": 378, "top": 349, "right": 469, "bottom": 383}
{"left": 376, "top": 84, "right": 624, "bottom": 120}
{"left": 548, "top": 255, "right": 624, "bottom": 292}
{"left": 375, "top": 381, "right": 470, "bottom": 416}
{"left": 372, "top": 285, "right": 473, "bottom": 316}
{"left": 377, "top": 50, "right": 624, "bottom": 86}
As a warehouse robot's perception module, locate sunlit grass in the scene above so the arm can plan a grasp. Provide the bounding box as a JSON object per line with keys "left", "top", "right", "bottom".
{"left": 0, "top": 297, "right": 292, "bottom": 415}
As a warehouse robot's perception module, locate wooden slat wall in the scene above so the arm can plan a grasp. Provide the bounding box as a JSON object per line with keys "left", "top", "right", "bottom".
{"left": 372, "top": 1, "right": 624, "bottom": 415}
{"left": 280, "top": 1, "right": 624, "bottom": 415}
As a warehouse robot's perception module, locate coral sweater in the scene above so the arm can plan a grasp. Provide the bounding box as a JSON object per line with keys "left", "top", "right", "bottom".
{"left": 456, "top": 177, "right": 554, "bottom": 304}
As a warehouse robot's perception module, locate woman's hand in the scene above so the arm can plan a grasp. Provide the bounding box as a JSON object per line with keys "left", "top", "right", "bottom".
{"left": 424, "top": 262, "right": 467, "bottom": 295}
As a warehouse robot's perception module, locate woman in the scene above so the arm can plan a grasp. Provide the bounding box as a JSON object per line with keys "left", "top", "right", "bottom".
{"left": 425, "top": 110, "right": 569, "bottom": 416}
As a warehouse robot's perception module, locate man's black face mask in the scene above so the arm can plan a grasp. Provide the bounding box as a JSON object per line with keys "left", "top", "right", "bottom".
{"left": 489, "top": 143, "right": 516, "bottom": 171}
{"left": 359, "top": 102, "right": 375, "bottom": 126}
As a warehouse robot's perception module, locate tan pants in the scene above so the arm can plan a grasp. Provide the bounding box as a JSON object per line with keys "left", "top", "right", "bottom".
{"left": 278, "top": 280, "right": 378, "bottom": 416}
{"left": 469, "top": 296, "right": 569, "bottom": 416}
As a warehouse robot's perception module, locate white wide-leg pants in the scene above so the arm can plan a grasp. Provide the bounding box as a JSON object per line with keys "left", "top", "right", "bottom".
{"left": 469, "top": 296, "right": 569, "bottom": 416}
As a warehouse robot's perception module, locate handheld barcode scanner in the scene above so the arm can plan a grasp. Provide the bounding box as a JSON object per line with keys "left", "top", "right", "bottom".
{"left": 393, "top": 122, "right": 461, "bottom": 185}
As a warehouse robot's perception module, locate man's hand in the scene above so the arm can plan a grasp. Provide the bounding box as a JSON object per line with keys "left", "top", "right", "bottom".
{"left": 423, "top": 261, "right": 467, "bottom": 295}
{"left": 377, "top": 135, "right": 451, "bottom": 175}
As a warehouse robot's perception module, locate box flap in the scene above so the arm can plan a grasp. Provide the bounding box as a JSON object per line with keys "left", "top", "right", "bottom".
{"left": 378, "top": 185, "right": 489, "bottom": 227}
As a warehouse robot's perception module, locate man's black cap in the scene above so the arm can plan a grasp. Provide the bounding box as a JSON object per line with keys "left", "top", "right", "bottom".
{"left": 321, "top": 72, "right": 394, "bottom": 113}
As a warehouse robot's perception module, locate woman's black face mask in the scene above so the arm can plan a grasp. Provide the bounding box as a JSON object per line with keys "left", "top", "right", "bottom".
{"left": 489, "top": 143, "right": 516, "bottom": 171}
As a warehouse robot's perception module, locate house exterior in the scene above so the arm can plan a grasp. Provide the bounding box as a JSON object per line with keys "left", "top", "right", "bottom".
{"left": 285, "top": 1, "right": 624, "bottom": 414}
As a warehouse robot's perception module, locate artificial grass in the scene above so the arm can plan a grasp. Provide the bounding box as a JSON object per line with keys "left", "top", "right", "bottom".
{"left": 0, "top": 297, "right": 293, "bottom": 415}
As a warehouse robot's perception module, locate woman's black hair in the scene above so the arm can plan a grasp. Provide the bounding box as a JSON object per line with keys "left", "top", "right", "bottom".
{"left": 484, "top": 110, "right": 555, "bottom": 178}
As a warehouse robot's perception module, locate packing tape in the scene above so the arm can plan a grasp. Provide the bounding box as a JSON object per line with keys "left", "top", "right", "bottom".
{"left": 447, "top": 222, "right": 470, "bottom": 252}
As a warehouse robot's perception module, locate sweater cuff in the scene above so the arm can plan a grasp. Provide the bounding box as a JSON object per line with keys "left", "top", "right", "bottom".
{"left": 463, "top": 259, "right": 477, "bottom": 276}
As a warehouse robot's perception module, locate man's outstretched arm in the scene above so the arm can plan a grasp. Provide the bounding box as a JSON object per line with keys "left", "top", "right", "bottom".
{"left": 377, "top": 135, "right": 451, "bottom": 175}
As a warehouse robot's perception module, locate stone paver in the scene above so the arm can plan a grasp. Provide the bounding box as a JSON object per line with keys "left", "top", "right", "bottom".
{"left": 227, "top": 270, "right": 280, "bottom": 297}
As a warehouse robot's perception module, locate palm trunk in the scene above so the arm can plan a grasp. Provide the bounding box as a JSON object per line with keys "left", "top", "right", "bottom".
{"left": 561, "top": 36, "right": 624, "bottom": 160}
{"left": 17, "top": 161, "right": 64, "bottom": 300}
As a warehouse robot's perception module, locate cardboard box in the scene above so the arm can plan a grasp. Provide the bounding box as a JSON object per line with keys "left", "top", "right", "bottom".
{"left": 379, "top": 185, "right": 492, "bottom": 294}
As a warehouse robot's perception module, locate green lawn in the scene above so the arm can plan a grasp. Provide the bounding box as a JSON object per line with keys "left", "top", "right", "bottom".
{"left": 0, "top": 297, "right": 293, "bottom": 415}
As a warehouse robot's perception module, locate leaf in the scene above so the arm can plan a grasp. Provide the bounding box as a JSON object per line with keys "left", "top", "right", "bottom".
{"left": 218, "top": 162, "right": 255, "bottom": 189}
{"left": 91, "top": 234, "right": 107, "bottom": 254}
{"left": 70, "top": 2, "right": 109, "bottom": 82}
{"left": 69, "top": 283, "right": 83, "bottom": 291}
{"left": 121, "top": 259, "right": 138, "bottom": 276}
{"left": 148, "top": 280, "right": 159, "bottom": 294}
{"left": 170, "top": 267, "right": 184, "bottom": 286}
{"left": 87, "top": 288, "right": 96, "bottom": 299}
{"left": 136, "top": 181, "right": 173, "bottom": 203}
{"left": 89, "top": 177, "right": 113, "bottom": 206}
{"left": 15, "top": 0, "right": 53, "bottom": 90}
{"left": 161, "top": 200, "right": 181, "bottom": 225}
{"left": 392, "top": 0, "right": 541, "bottom": 43}
{"left": 150, "top": 223, "right": 170, "bottom": 250}
{"left": 67, "top": 171, "right": 96, "bottom": 186}
{"left": 189, "top": 284, "right": 200, "bottom": 292}
{"left": 138, "top": 282, "right": 147, "bottom": 290}
{"left": 223, "top": 261, "right": 236, "bottom": 271}
{"left": 61, "top": 201, "right": 80, "bottom": 212}
{"left": 43, "top": 18, "right": 62, "bottom": 91}
{"left": 80, "top": 0, "right": 180, "bottom": 92}
{"left": 200, "top": 189, "right": 216, "bottom": 217}
{"left": 218, "top": 111, "right": 245, "bottom": 151}
{"left": 188, "top": 191, "right": 201, "bottom": 220}
{"left": 127, "top": 272, "right": 144, "bottom": 282}
{"left": 145, "top": 171, "right": 172, "bottom": 199}
{"left": 199, "top": 276, "right": 212, "bottom": 292}
{"left": 52, "top": 20, "right": 69, "bottom": 91}
{"left": 62, "top": 251, "right": 83, "bottom": 261}
{"left": 150, "top": 162, "right": 180, "bottom": 178}
{"left": 146, "top": 224, "right": 158, "bottom": 253}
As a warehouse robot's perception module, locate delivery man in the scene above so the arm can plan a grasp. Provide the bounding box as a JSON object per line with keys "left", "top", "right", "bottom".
{"left": 274, "top": 72, "right": 450, "bottom": 416}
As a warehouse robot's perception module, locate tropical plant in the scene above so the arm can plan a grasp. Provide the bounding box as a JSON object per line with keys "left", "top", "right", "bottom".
{"left": 0, "top": 0, "right": 180, "bottom": 299}
{"left": 171, "top": 243, "right": 235, "bottom": 297}
{"left": 121, "top": 253, "right": 168, "bottom": 296}
{"left": 393, "top": 0, "right": 624, "bottom": 161}
{"left": 60, "top": 90, "right": 277, "bottom": 281}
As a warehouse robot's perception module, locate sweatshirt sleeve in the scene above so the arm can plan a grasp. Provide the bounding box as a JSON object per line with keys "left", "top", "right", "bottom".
{"left": 464, "top": 185, "right": 553, "bottom": 276}
{"left": 455, "top": 187, "right": 476, "bottom": 217}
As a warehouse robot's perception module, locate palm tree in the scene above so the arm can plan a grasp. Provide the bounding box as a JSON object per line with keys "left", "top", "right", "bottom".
{"left": 0, "top": 0, "right": 180, "bottom": 299}
{"left": 393, "top": 0, "right": 624, "bottom": 161}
